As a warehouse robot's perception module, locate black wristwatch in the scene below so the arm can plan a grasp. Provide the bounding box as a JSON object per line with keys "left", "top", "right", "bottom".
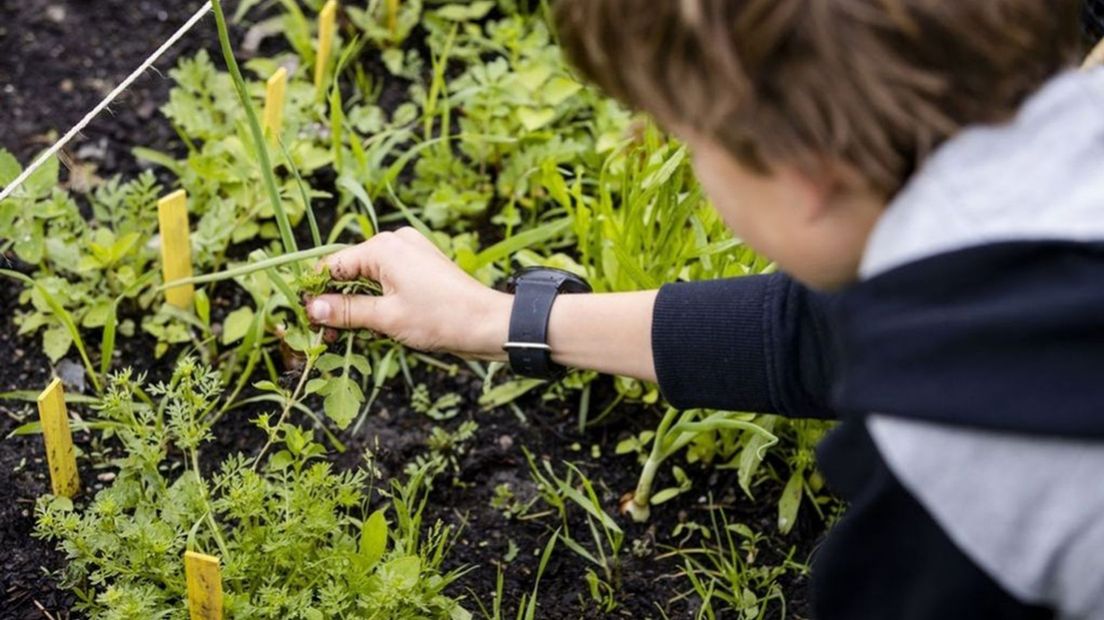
{"left": 503, "top": 267, "right": 592, "bottom": 379}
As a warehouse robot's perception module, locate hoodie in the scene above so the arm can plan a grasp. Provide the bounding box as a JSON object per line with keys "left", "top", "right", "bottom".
{"left": 650, "top": 68, "right": 1104, "bottom": 619}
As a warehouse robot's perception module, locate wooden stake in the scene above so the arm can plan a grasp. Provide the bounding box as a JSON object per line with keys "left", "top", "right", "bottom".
{"left": 314, "top": 0, "right": 339, "bottom": 90}
{"left": 184, "top": 551, "right": 223, "bottom": 620}
{"left": 158, "top": 190, "right": 195, "bottom": 310}
{"left": 263, "top": 67, "right": 289, "bottom": 138}
{"left": 386, "top": 0, "right": 399, "bottom": 36}
{"left": 37, "top": 378, "right": 79, "bottom": 498}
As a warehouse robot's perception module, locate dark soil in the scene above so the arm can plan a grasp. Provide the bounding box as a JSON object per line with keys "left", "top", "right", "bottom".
{"left": 0, "top": 2, "right": 825, "bottom": 619}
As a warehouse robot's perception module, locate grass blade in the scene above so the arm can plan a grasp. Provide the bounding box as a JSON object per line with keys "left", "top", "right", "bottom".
{"left": 156, "top": 244, "right": 346, "bottom": 291}
{"left": 210, "top": 0, "right": 301, "bottom": 271}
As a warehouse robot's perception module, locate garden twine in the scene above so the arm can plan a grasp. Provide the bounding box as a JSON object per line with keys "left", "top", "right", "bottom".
{"left": 0, "top": 1, "right": 213, "bottom": 203}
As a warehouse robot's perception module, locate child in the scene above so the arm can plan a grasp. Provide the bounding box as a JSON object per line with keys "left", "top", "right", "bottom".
{"left": 305, "top": 1, "right": 1104, "bottom": 617}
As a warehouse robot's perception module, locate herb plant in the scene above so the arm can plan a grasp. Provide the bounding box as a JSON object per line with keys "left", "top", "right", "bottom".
{"left": 34, "top": 361, "right": 471, "bottom": 619}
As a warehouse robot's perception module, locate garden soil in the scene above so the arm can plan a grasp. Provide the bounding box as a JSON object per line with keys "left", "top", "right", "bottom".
{"left": 0, "top": 1, "right": 824, "bottom": 618}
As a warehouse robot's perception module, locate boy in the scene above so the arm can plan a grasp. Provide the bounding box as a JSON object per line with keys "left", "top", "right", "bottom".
{"left": 305, "top": 1, "right": 1104, "bottom": 617}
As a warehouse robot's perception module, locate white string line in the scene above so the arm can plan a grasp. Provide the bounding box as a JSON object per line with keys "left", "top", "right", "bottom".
{"left": 0, "top": 1, "right": 214, "bottom": 203}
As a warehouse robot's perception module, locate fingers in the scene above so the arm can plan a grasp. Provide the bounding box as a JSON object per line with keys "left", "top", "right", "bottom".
{"left": 306, "top": 294, "right": 391, "bottom": 331}
{"left": 321, "top": 234, "right": 391, "bottom": 282}
{"left": 321, "top": 227, "right": 434, "bottom": 282}
{"left": 395, "top": 226, "right": 449, "bottom": 258}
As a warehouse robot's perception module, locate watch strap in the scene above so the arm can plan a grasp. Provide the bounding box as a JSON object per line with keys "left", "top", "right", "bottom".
{"left": 506, "top": 279, "right": 562, "bottom": 379}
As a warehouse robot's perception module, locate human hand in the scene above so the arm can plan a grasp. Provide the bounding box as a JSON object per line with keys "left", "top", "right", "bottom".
{"left": 305, "top": 228, "right": 512, "bottom": 361}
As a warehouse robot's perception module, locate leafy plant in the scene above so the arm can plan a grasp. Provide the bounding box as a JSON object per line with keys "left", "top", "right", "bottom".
{"left": 665, "top": 506, "right": 806, "bottom": 620}
{"left": 525, "top": 452, "right": 623, "bottom": 613}
{"left": 0, "top": 151, "right": 164, "bottom": 367}
{"left": 34, "top": 361, "right": 471, "bottom": 619}
{"left": 619, "top": 409, "right": 777, "bottom": 523}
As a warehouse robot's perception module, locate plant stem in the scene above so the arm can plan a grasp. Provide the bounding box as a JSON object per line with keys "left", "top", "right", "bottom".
{"left": 157, "top": 244, "right": 347, "bottom": 291}
{"left": 625, "top": 407, "right": 681, "bottom": 522}
{"left": 276, "top": 136, "right": 322, "bottom": 248}
{"left": 191, "top": 447, "right": 231, "bottom": 560}
{"left": 252, "top": 330, "right": 323, "bottom": 469}
{"left": 210, "top": 0, "right": 301, "bottom": 273}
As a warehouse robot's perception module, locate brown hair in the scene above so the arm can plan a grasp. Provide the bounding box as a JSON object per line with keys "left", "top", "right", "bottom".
{"left": 555, "top": 0, "right": 1081, "bottom": 197}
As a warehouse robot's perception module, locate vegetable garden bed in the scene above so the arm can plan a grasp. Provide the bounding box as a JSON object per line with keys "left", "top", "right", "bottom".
{"left": 0, "top": 1, "right": 834, "bottom": 618}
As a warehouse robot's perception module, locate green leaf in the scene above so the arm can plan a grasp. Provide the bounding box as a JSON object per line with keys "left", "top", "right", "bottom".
{"left": 0, "top": 149, "right": 21, "bottom": 186}
{"left": 315, "top": 353, "right": 345, "bottom": 373}
{"left": 734, "top": 416, "right": 777, "bottom": 497}
{"left": 13, "top": 220, "right": 44, "bottom": 264}
{"left": 777, "top": 469, "right": 804, "bottom": 535}
{"left": 479, "top": 378, "right": 544, "bottom": 409}
{"left": 82, "top": 301, "right": 113, "bottom": 329}
{"left": 6, "top": 421, "right": 42, "bottom": 437}
{"left": 435, "top": 1, "right": 495, "bottom": 21}
{"left": 384, "top": 556, "right": 422, "bottom": 590}
{"left": 221, "top": 307, "right": 255, "bottom": 345}
{"left": 383, "top": 48, "right": 405, "bottom": 75}
{"left": 42, "top": 324, "right": 73, "bottom": 363}
{"left": 650, "top": 487, "right": 681, "bottom": 505}
{"left": 305, "top": 378, "right": 328, "bottom": 395}
{"left": 253, "top": 380, "right": 283, "bottom": 394}
{"left": 615, "top": 437, "right": 640, "bottom": 455}
{"left": 26, "top": 152, "right": 59, "bottom": 196}
{"left": 323, "top": 376, "right": 364, "bottom": 429}
{"left": 516, "top": 107, "right": 556, "bottom": 132}
{"left": 132, "top": 147, "right": 183, "bottom": 175}
{"left": 348, "top": 354, "right": 372, "bottom": 377}
{"left": 269, "top": 450, "right": 293, "bottom": 471}
{"left": 515, "top": 65, "right": 552, "bottom": 91}
{"left": 194, "top": 289, "right": 211, "bottom": 327}
{"left": 359, "top": 509, "right": 389, "bottom": 570}
{"left": 640, "top": 147, "right": 687, "bottom": 191}
{"left": 543, "top": 77, "right": 582, "bottom": 106}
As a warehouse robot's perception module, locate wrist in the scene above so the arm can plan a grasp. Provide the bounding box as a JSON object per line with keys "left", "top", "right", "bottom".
{"left": 467, "top": 291, "right": 512, "bottom": 362}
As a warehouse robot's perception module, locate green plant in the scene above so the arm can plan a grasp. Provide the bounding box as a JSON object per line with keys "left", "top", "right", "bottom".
{"left": 0, "top": 152, "right": 165, "bottom": 368}
{"left": 406, "top": 421, "right": 480, "bottom": 484}
{"left": 620, "top": 409, "right": 778, "bottom": 523}
{"left": 472, "top": 531, "right": 558, "bottom": 620}
{"left": 34, "top": 361, "right": 471, "bottom": 619}
{"left": 525, "top": 451, "right": 623, "bottom": 612}
{"left": 489, "top": 482, "right": 532, "bottom": 520}
{"left": 773, "top": 420, "right": 834, "bottom": 535}
{"left": 664, "top": 507, "right": 806, "bottom": 620}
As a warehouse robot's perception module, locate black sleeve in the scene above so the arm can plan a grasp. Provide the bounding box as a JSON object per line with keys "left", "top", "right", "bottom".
{"left": 650, "top": 273, "right": 837, "bottom": 418}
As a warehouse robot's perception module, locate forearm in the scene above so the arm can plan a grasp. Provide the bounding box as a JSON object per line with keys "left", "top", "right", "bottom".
{"left": 478, "top": 290, "right": 658, "bottom": 382}
{"left": 547, "top": 291, "right": 658, "bottom": 382}
{"left": 472, "top": 275, "right": 835, "bottom": 419}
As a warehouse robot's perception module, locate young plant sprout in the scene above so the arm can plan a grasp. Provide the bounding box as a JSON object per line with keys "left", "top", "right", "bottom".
{"left": 620, "top": 408, "right": 778, "bottom": 522}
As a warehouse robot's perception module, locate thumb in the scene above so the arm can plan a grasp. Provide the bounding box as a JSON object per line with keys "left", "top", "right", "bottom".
{"left": 306, "top": 294, "right": 387, "bottom": 331}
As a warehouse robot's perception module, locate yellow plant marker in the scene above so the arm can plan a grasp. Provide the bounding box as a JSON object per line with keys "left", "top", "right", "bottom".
{"left": 386, "top": 0, "right": 399, "bottom": 36}
{"left": 263, "top": 67, "right": 288, "bottom": 138}
{"left": 158, "top": 190, "right": 195, "bottom": 310}
{"left": 184, "top": 551, "right": 223, "bottom": 620}
{"left": 38, "top": 378, "right": 79, "bottom": 498}
{"left": 314, "top": 0, "right": 339, "bottom": 90}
